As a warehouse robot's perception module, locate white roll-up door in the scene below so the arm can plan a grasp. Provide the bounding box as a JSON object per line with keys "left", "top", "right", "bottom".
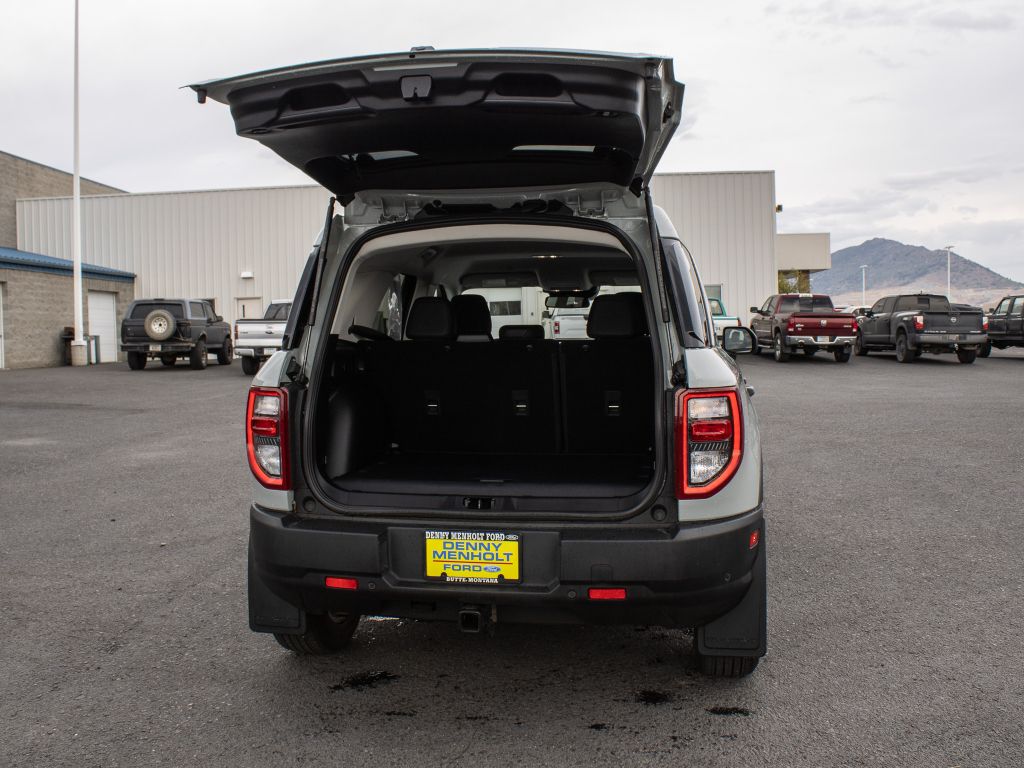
{"left": 87, "top": 291, "right": 118, "bottom": 364}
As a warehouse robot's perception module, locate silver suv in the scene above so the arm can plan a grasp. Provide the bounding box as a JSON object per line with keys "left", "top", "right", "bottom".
{"left": 194, "top": 49, "right": 765, "bottom": 677}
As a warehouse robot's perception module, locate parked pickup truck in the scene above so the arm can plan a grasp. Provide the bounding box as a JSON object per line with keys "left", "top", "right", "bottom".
{"left": 235, "top": 301, "right": 291, "bottom": 375}
{"left": 749, "top": 293, "right": 858, "bottom": 363}
{"left": 710, "top": 297, "right": 741, "bottom": 341}
{"left": 854, "top": 293, "right": 987, "bottom": 364}
{"left": 979, "top": 294, "right": 1024, "bottom": 357}
{"left": 121, "top": 298, "right": 232, "bottom": 371}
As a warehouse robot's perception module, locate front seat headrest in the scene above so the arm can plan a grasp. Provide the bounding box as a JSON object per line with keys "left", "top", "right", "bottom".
{"left": 451, "top": 294, "right": 492, "bottom": 341}
{"left": 586, "top": 293, "right": 648, "bottom": 339}
{"left": 406, "top": 297, "right": 454, "bottom": 340}
{"left": 499, "top": 324, "right": 545, "bottom": 340}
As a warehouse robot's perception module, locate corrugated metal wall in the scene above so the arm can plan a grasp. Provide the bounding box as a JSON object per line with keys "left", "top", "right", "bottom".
{"left": 651, "top": 172, "right": 777, "bottom": 319}
{"left": 17, "top": 186, "right": 327, "bottom": 325}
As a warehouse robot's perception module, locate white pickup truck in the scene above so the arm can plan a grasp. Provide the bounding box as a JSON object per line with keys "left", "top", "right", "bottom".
{"left": 234, "top": 301, "right": 291, "bottom": 375}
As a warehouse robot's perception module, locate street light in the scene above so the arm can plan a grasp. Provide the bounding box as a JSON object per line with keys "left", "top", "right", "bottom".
{"left": 860, "top": 265, "right": 868, "bottom": 306}
{"left": 945, "top": 245, "right": 955, "bottom": 301}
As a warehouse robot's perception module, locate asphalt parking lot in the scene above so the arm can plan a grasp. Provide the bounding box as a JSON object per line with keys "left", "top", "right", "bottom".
{"left": 2, "top": 348, "right": 1022, "bottom": 767}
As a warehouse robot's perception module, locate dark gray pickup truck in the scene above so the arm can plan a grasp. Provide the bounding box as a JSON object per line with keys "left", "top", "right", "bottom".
{"left": 854, "top": 294, "right": 987, "bottom": 364}
{"left": 980, "top": 294, "right": 1024, "bottom": 357}
{"left": 120, "top": 299, "right": 232, "bottom": 370}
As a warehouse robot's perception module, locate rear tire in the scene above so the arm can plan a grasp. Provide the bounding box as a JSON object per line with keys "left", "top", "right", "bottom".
{"left": 160, "top": 355, "right": 176, "bottom": 367}
{"left": 978, "top": 341, "right": 991, "bottom": 358}
{"left": 189, "top": 339, "right": 208, "bottom": 370}
{"left": 957, "top": 348, "right": 977, "bottom": 365}
{"left": 274, "top": 613, "right": 360, "bottom": 655}
{"left": 773, "top": 333, "right": 790, "bottom": 362}
{"left": 216, "top": 338, "right": 233, "bottom": 365}
{"left": 698, "top": 654, "right": 760, "bottom": 678}
{"left": 834, "top": 347, "right": 852, "bottom": 363}
{"left": 895, "top": 332, "right": 914, "bottom": 363}
{"left": 854, "top": 332, "right": 868, "bottom": 356}
{"left": 127, "top": 352, "right": 147, "bottom": 370}
{"left": 241, "top": 356, "right": 260, "bottom": 376}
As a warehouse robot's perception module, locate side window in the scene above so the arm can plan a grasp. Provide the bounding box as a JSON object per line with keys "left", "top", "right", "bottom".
{"left": 207, "top": 304, "right": 219, "bottom": 321}
{"left": 761, "top": 297, "right": 774, "bottom": 313}
{"left": 189, "top": 301, "right": 205, "bottom": 318}
{"left": 375, "top": 276, "right": 404, "bottom": 340}
{"left": 993, "top": 298, "right": 1011, "bottom": 315}
{"left": 662, "top": 238, "right": 712, "bottom": 347}
{"left": 1010, "top": 298, "right": 1024, "bottom": 316}
{"left": 704, "top": 284, "right": 723, "bottom": 301}
{"left": 870, "top": 298, "right": 887, "bottom": 314}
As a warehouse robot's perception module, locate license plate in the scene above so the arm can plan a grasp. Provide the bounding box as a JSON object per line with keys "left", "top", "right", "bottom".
{"left": 424, "top": 530, "right": 520, "bottom": 584}
{"left": 816, "top": 335, "right": 830, "bottom": 343}
{"left": 149, "top": 344, "right": 161, "bottom": 352}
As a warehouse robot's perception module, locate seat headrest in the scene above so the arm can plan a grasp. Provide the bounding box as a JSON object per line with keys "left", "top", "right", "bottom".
{"left": 499, "top": 324, "right": 545, "bottom": 340}
{"left": 406, "top": 297, "right": 454, "bottom": 340}
{"left": 586, "top": 293, "right": 648, "bottom": 339}
{"left": 451, "top": 294, "right": 492, "bottom": 340}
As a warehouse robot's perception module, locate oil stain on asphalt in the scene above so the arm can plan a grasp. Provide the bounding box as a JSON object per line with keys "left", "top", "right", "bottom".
{"left": 330, "top": 670, "right": 399, "bottom": 691}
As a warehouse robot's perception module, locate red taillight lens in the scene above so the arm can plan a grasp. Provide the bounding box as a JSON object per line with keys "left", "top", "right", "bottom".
{"left": 233, "top": 324, "right": 238, "bottom": 340}
{"left": 982, "top": 316, "right": 989, "bottom": 331}
{"left": 554, "top": 321, "right": 561, "bottom": 334}
{"left": 325, "top": 576, "right": 358, "bottom": 590}
{"left": 588, "top": 588, "right": 626, "bottom": 601}
{"left": 913, "top": 314, "right": 925, "bottom": 331}
{"left": 246, "top": 387, "right": 289, "bottom": 489}
{"left": 749, "top": 529, "right": 760, "bottom": 549}
{"left": 675, "top": 389, "right": 743, "bottom": 499}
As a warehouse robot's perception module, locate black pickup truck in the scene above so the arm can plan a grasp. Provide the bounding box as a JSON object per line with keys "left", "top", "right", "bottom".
{"left": 120, "top": 299, "right": 232, "bottom": 370}
{"left": 854, "top": 294, "right": 987, "bottom": 364}
{"left": 980, "top": 294, "right": 1024, "bottom": 357}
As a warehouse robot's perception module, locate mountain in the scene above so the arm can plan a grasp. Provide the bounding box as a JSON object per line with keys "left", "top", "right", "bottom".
{"left": 811, "top": 238, "right": 1023, "bottom": 308}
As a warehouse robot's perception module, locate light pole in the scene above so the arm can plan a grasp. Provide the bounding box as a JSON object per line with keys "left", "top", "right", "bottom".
{"left": 944, "top": 245, "right": 955, "bottom": 301}
{"left": 860, "top": 265, "right": 868, "bottom": 306}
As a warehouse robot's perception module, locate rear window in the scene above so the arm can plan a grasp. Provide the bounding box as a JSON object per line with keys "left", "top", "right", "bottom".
{"left": 778, "top": 296, "right": 834, "bottom": 313}
{"left": 894, "top": 295, "right": 950, "bottom": 312}
{"left": 265, "top": 303, "right": 292, "bottom": 321}
{"left": 709, "top": 298, "right": 725, "bottom": 316}
{"left": 130, "top": 302, "right": 184, "bottom": 319}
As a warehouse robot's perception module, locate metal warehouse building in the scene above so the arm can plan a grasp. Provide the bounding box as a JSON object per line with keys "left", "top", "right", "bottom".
{"left": 6, "top": 163, "right": 829, "bottom": 368}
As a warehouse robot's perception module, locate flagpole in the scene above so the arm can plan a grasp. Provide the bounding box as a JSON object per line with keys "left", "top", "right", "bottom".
{"left": 71, "top": 0, "right": 87, "bottom": 365}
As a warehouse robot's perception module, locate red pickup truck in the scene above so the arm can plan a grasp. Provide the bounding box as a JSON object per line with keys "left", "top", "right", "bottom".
{"left": 749, "top": 294, "right": 858, "bottom": 363}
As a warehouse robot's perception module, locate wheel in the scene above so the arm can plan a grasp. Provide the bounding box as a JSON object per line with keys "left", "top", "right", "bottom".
{"left": 895, "top": 333, "right": 915, "bottom": 363}
{"left": 160, "top": 354, "right": 176, "bottom": 367}
{"left": 978, "top": 341, "right": 991, "bottom": 358}
{"left": 143, "top": 309, "right": 176, "bottom": 341}
{"left": 274, "top": 612, "right": 360, "bottom": 655}
{"left": 854, "top": 332, "right": 868, "bottom": 356}
{"left": 189, "top": 339, "right": 208, "bottom": 370}
{"left": 698, "top": 654, "right": 760, "bottom": 678}
{"left": 802, "top": 348, "right": 817, "bottom": 357}
{"left": 216, "top": 337, "right": 233, "bottom": 365}
{"left": 957, "top": 348, "right": 977, "bottom": 365}
{"left": 127, "top": 351, "right": 147, "bottom": 370}
{"left": 241, "top": 356, "right": 260, "bottom": 376}
{"left": 773, "top": 333, "right": 790, "bottom": 362}
{"left": 750, "top": 340, "right": 762, "bottom": 356}
{"left": 834, "top": 347, "right": 852, "bottom": 363}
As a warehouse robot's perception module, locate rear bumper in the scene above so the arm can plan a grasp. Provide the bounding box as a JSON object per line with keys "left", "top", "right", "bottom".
{"left": 913, "top": 332, "right": 986, "bottom": 348}
{"left": 248, "top": 503, "right": 765, "bottom": 635}
{"left": 120, "top": 342, "right": 193, "bottom": 354}
{"left": 786, "top": 335, "right": 855, "bottom": 348}
{"left": 236, "top": 345, "right": 281, "bottom": 358}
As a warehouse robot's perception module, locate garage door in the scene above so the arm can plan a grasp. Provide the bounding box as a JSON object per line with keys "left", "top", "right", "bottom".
{"left": 87, "top": 291, "right": 118, "bottom": 364}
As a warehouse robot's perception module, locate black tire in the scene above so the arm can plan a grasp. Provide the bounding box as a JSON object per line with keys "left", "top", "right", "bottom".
{"left": 273, "top": 613, "right": 360, "bottom": 655}
{"left": 160, "top": 354, "right": 176, "bottom": 367}
{"left": 957, "top": 348, "right": 977, "bottom": 365}
{"left": 241, "top": 356, "right": 260, "bottom": 376}
{"left": 834, "top": 347, "right": 852, "bottom": 363}
{"left": 750, "top": 340, "right": 762, "bottom": 356}
{"left": 773, "top": 332, "right": 790, "bottom": 362}
{"left": 127, "top": 351, "right": 147, "bottom": 370}
{"left": 978, "top": 341, "right": 991, "bottom": 358}
{"left": 802, "top": 348, "right": 817, "bottom": 357}
{"left": 895, "top": 332, "right": 914, "bottom": 363}
{"left": 698, "top": 654, "right": 760, "bottom": 678}
{"left": 189, "top": 339, "right": 208, "bottom": 370}
{"left": 216, "top": 338, "right": 233, "bottom": 365}
{"left": 143, "top": 309, "right": 176, "bottom": 341}
{"left": 854, "top": 332, "right": 868, "bottom": 356}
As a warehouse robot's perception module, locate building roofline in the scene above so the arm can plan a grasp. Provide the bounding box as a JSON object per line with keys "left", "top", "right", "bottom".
{"left": 0, "top": 149, "right": 126, "bottom": 193}
{"left": 653, "top": 170, "right": 775, "bottom": 177}
{"left": 0, "top": 246, "right": 135, "bottom": 283}
{"left": 15, "top": 183, "right": 325, "bottom": 203}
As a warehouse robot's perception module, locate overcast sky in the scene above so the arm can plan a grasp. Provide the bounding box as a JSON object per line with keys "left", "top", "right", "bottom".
{"left": 3, "top": 0, "right": 1022, "bottom": 280}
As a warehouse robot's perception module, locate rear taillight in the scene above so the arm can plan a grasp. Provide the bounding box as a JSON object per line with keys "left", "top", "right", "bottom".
{"left": 234, "top": 324, "right": 238, "bottom": 340}
{"left": 982, "top": 316, "right": 989, "bottom": 331}
{"left": 787, "top": 321, "right": 796, "bottom": 332}
{"left": 676, "top": 388, "right": 743, "bottom": 499}
{"left": 246, "top": 387, "right": 289, "bottom": 489}
{"left": 554, "top": 321, "right": 561, "bottom": 335}
{"left": 913, "top": 314, "right": 925, "bottom": 331}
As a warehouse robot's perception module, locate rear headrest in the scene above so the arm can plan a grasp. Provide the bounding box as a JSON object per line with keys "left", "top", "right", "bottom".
{"left": 586, "top": 293, "right": 648, "bottom": 339}
{"left": 499, "top": 324, "right": 545, "bottom": 340}
{"left": 406, "top": 297, "right": 454, "bottom": 340}
{"left": 451, "top": 294, "right": 492, "bottom": 340}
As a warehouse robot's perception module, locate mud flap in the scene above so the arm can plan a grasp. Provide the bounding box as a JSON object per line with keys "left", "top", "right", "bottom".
{"left": 697, "top": 531, "right": 767, "bottom": 658}
{"left": 248, "top": 538, "right": 306, "bottom": 635}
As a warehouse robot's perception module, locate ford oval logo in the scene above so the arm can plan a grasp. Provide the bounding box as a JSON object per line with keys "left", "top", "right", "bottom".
{"left": 483, "top": 565, "right": 500, "bottom": 573}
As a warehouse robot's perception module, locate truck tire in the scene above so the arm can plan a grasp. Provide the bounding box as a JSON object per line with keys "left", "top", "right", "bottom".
{"left": 189, "top": 339, "right": 208, "bottom": 370}
{"left": 957, "top": 348, "right": 977, "bottom": 365}
{"left": 773, "top": 332, "right": 790, "bottom": 362}
{"left": 274, "top": 612, "right": 360, "bottom": 655}
{"left": 834, "top": 347, "right": 851, "bottom": 363}
{"left": 143, "top": 309, "right": 176, "bottom": 341}
{"left": 895, "top": 332, "right": 914, "bottom": 363}
{"left": 241, "top": 356, "right": 260, "bottom": 376}
{"left": 698, "top": 654, "right": 759, "bottom": 678}
{"left": 978, "top": 341, "right": 991, "bottom": 358}
{"left": 216, "top": 338, "right": 233, "bottom": 365}
{"left": 127, "top": 351, "right": 147, "bottom": 370}
{"left": 160, "top": 354, "right": 176, "bottom": 367}
{"left": 854, "top": 332, "right": 868, "bottom": 356}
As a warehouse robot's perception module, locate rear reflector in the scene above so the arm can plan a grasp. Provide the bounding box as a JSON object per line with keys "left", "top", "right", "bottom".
{"left": 325, "top": 577, "right": 358, "bottom": 590}
{"left": 588, "top": 587, "right": 626, "bottom": 601}
{"left": 749, "top": 529, "right": 760, "bottom": 549}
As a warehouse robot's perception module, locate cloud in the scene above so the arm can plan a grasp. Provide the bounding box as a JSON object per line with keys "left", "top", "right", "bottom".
{"left": 884, "top": 164, "right": 1008, "bottom": 191}
{"left": 764, "top": 1, "right": 1017, "bottom": 31}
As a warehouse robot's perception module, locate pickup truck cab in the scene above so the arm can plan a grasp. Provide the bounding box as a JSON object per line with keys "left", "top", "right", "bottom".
{"left": 235, "top": 301, "right": 292, "bottom": 375}
{"left": 709, "top": 298, "right": 740, "bottom": 342}
{"left": 979, "top": 294, "right": 1024, "bottom": 357}
{"left": 855, "top": 294, "right": 987, "bottom": 364}
{"left": 749, "top": 293, "right": 858, "bottom": 362}
{"left": 120, "top": 298, "right": 232, "bottom": 370}
{"left": 194, "top": 48, "right": 766, "bottom": 677}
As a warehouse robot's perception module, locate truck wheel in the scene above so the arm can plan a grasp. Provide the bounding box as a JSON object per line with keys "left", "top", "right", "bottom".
{"left": 773, "top": 333, "right": 790, "bottom": 362}
{"left": 957, "top": 348, "right": 978, "bottom": 365}
{"left": 216, "top": 338, "right": 233, "bottom": 365}
{"left": 241, "top": 356, "right": 260, "bottom": 376}
{"left": 127, "top": 352, "right": 147, "bottom": 370}
{"left": 698, "top": 654, "right": 759, "bottom": 678}
{"left": 834, "top": 347, "right": 851, "bottom": 363}
{"left": 274, "top": 612, "right": 360, "bottom": 655}
{"left": 160, "top": 355, "right": 176, "bottom": 367}
{"left": 189, "top": 339, "right": 208, "bottom": 370}
{"left": 978, "top": 341, "right": 991, "bottom": 358}
{"left": 854, "top": 332, "right": 868, "bottom": 356}
{"left": 895, "top": 333, "right": 914, "bottom": 363}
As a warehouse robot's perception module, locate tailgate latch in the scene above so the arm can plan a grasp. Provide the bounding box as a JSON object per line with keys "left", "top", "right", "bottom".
{"left": 401, "top": 75, "right": 432, "bottom": 101}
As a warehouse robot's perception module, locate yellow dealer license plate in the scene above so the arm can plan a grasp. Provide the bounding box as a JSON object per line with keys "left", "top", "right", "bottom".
{"left": 424, "top": 530, "right": 520, "bottom": 584}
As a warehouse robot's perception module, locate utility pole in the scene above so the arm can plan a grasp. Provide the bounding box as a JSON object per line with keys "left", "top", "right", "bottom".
{"left": 944, "top": 245, "right": 955, "bottom": 301}
{"left": 70, "top": 0, "right": 87, "bottom": 366}
{"left": 860, "top": 265, "right": 868, "bottom": 306}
